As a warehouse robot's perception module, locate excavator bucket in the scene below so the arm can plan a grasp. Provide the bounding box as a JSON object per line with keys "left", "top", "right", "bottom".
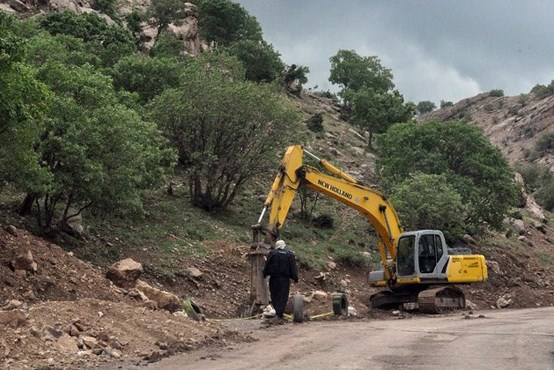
{"left": 248, "top": 224, "right": 271, "bottom": 310}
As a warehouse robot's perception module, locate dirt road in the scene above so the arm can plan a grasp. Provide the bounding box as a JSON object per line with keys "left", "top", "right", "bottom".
{"left": 124, "top": 307, "right": 554, "bottom": 370}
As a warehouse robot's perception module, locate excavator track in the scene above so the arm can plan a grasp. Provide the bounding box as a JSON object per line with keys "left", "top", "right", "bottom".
{"left": 417, "top": 286, "right": 466, "bottom": 314}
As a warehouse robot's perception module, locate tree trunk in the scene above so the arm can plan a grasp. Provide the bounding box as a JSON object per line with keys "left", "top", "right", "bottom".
{"left": 18, "top": 193, "right": 37, "bottom": 216}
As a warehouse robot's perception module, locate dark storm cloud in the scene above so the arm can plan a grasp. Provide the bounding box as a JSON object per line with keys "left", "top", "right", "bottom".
{"left": 235, "top": 0, "right": 554, "bottom": 104}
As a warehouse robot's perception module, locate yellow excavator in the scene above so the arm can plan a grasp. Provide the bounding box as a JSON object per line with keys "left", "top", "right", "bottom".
{"left": 249, "top": 145, "right": 488, "bottom": 313}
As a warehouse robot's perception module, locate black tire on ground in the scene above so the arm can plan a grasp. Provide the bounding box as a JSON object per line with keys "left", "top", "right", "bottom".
{"left": 190, "top": 299, "right": 203, "bottom": 315}
{"left": 293, "top": 294, "right": 305, "bottom": 323}
{"left": 332, "top": 293, "right": 348, "bottom": 316}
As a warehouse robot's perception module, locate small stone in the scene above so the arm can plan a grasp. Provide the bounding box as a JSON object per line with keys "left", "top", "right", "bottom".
{"left": 67, "top": 325, "right": 80, "bottom": 337}
{"left": 57, "top": 334, "right": 79, "bottom": 353}
{"left": 22, "top": 290, "right": 36, "bottom": 300}
{"left": 392, "top": 310, "right": 400, "bottom": 316}
{"left": 311, "top": 291, "right": 328, "bottom": 300}
{"left": 186, "top": 267, "right": 203, "bottom": 278}
{"left": 326, "top": 261, "right": 337, "bottom": 270}
{"left": 5, "top": 225, "right": 18, "bottom": 237}
{"left": 45, "top": 326, "right": 64, "bottom": 339}
{"left": 496, "top": 294, "right": 513, "bottom": 309}
{"left": 146, "top": 350, "right": 161, "bottom": 363}
{"left": 11, "top": 250, "right": 36, "bottom": 271}
{"left": 465, "top": 299, "right": 477, "bottom": 310}
{"left": 82, "top": 336, "right": 98, "bottom": 349}
{"left": 4, "top": 299, "right": 23, "bottom": 310}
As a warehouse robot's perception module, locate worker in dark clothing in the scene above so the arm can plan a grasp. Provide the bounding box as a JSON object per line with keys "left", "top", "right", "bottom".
{"left": 262, "top": 239, "right": 299, "bottom": 319}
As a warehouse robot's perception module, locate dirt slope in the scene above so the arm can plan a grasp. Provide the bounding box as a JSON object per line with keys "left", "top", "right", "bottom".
{"left": 0, "top": 227, "right": 251, "bottom": 369}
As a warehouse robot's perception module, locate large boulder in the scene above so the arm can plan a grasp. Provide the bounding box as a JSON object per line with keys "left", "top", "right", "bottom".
{"left": 106, "top": 258, "right": 143, "bottom": 288}
{"left": 135, "top": 280, "right": 180, "bottom": 312}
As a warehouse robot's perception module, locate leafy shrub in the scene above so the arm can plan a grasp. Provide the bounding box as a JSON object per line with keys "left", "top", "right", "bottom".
{"left": 416, "top": 100, "right": 436, "bottom": 115}
{"left": 489, "top": 89, "right": 504, "bottom": 97}
{"left": 508, "top": 210, "right": 523, "bottom": 220}
{"left": 93, "top": 0, "right": 118, "bottom": 21}
{"left": 536, "top": 180, "right": 554, "bottom": 212}
{"left": 535, "top": 131, "right": 554, "bottom": 156}
{"left": 390, "top": 173, "right": 466, "bottom": 241}
{"left": 508, "top": 106, "right": 519, "bottom": 116}
{"left": 530, "top": 81, "right": 554, "bottom": 99}
{"left": 38, "top": 11, "right": 136, "bottom": 66}
{"left": 125, "top": 11, "right": 144, "bottom": 39}
{"left": 312, "top": 214, "right": 334, "bottom": 229}
{"left": 516, "top": 162, "right": 554, "bottom": 211}
{"left": 149, "top": 30, "right": 186, "bottom": 58}
{"left": 518, "top": 93, "right": 529, "bottom": 105}
{"left": 284, "top": 64, "right": 309, "bottom": 95}
{"left": 517, "top": 163, "right": 549, "bottom": 193}
{"left": 225, "top": 39, "right": 284, "bottom": 82}
{"left": 440, "top": 100, "right": 453, "bottom": 108}
{"left": 306, "top": 112, "right": 324, "bottom": 132}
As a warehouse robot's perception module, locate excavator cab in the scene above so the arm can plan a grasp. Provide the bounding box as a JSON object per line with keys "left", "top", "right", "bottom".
{"left": 395, "top": 230, "right": 450, "bottom": 282}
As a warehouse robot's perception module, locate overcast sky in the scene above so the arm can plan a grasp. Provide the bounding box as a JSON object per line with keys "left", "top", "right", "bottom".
{"left": 235, "top": 0, "right": 554, "bottom": 105}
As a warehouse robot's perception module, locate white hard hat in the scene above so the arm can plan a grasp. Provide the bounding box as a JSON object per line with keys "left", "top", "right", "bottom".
{"left": 275, "top": 240, "right": 286, "bottom": 249}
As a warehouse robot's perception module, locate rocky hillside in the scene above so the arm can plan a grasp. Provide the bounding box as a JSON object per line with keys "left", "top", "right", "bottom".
{"left": 422, "top": 91, "right": 554, "bottom": 172}
{"left": 0, "top": 0, "right": 203, "bottom": 55}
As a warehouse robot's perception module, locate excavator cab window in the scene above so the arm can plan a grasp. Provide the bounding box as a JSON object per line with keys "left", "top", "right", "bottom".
{"left": 396, "top": 235, "right": 415, "bottom": 276}
{"left": 418, "top": 234, "right": 439, "bottom": 273}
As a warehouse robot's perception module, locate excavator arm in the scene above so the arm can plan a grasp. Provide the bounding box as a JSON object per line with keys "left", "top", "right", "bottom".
{"left": 254, "top": 145, "right": 402, "bottom": 280}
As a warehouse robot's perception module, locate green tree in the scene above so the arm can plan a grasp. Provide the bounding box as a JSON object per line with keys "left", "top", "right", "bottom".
{"left": 416, "top": 101, "right": 436, "bottom": 115}
{"left": 93, "top": 0, "right": 118, "bottom": 22}
{"left": 37, "top": 11, "right": 136, "bottom": 66}
{"left": 329, "top": 49, "right": 394, "bottom": 101}
{"left": 149, "top": 30, "right": 187, "bottom": 58}
{"left": 146, "top": 0, "right": 187, "bottom": 45}
{"left": 0, "top": 14, "right": 51, "bottom": 193}
{"left": 390, "top": 173, "right": 467, "bottom": 241}
{"left": 535, "top": 131, "right": 554, "bottom": 156}
{"left": 284, "top": 64, "right": 309, "bottom": 95}
{"left": 149, "top": 61, "right": 298, "bottom": 211}
{"left": 197, "top": 0, "right": 262, "bottom": 46}
{"left": 26, "top": 33, "right": 101, "bottom": 68}
{"left": 440, "top": 100, "right": 454, "bottom": 108}
{"left": 111, "top": 55, "right": 186, "bottom": 102}
{"left": 225, "top": 39, "right": 284, "bottom": 82}
{"left": 377, "top": 120, "right": 516, "bottom": 233}
{"left": 306, "top": 112, "right": 324, "bottom": 133}
{"left": 20, "top": 62, "right": 174, "bottom": 229}
{"left": 351, "top": 88, "right": 414, "bottom": 146}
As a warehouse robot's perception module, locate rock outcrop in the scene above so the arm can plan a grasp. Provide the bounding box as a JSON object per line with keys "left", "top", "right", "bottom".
{"left": 2, "top": 0, "right": 203, "bottom": 56}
